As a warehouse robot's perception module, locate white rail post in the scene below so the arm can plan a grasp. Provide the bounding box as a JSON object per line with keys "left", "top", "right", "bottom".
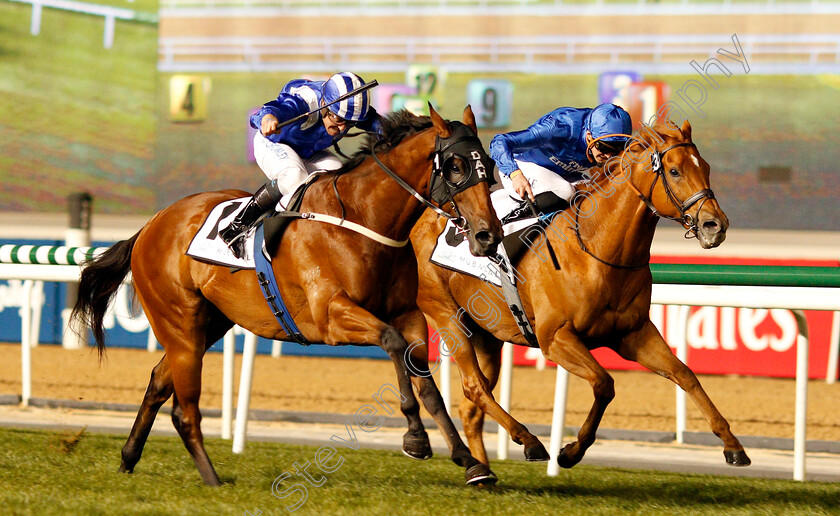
{"left": 547, "top": 365, "right": 569, "bottom": 477}
{"left": 674, "top": 305, "right": 690, "bottom": 444}
{"left": 103, "top": 15, "right": 116, "bottom": 49}
{"left": 496, "top": 342, "right": 514, "bottom": 460}
{"left": 21, "top": 280, "right": 34, "bottom": 407}
{"left": 792, "top": 310, "right": 809, "bottom": 481}
{"left": 30, "top": 281, "right": 44, "bottom": 347}
{"left": 825, "top": 311, "right": 839, "bottom": 384}
{"left": 271, "top": 340, "right": 282, "bottom": 358}
{"left": 232, "top": 331, "right": 258, "bottom": 453}
{"left": 439, "top": 336, "right": 451, "bottom": 414}
{"left": 146, "top": 326, "right": 157, "bottom": 352}
{"left": 221, "top": 330, "right": 235, "bottom": 440}
{"left": 30, "top": 2, "right": 42, "bottom": 35}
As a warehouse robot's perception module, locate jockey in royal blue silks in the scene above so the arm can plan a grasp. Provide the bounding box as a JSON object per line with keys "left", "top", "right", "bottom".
{"left": 489, "top": 103, "right": 632, "bottom": 219}
{"left": 220, "top": 71, "right": 383, "bottom": 259}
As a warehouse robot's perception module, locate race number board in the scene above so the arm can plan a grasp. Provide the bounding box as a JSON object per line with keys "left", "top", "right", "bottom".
{"left": 467, "top": 79, "right": 513, "bottom": 128}
{"left": 627, "top": 81, "right": 670, "bottom": 130}
{"left": 598, "top": 71, "right": 642, "bottom": 112}
{"left": 405, "top": 64, "right": 446, "bottom": 107}
{"left": 169, "top": 75, "right": 210, "bottom": 122}
{"left": 371, "top": 83, "right": 417, "bottom": 113}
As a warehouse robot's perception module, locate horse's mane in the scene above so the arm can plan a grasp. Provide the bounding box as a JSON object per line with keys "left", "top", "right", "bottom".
{"left": 337, "top": 109, "right": 434, "bottom": 174}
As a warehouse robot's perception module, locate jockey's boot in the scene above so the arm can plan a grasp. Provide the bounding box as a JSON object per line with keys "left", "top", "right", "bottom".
{"left": 219, "top": 180, "right": 283, "bottom": 259}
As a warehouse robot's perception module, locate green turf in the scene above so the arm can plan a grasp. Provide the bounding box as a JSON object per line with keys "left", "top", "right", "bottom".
{"left": 0, "top": 1, "right": 157, "bottom": 213}
{"left": 0, "top": 427, "right": 837, "bottom": 515}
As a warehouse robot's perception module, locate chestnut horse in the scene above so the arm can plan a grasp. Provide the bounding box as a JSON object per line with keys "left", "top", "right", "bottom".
{"left": 72, "top": 107, "right": 503, "bottom": 486}
{"left": 411, "top": 120, "right": 751, "bottom": 470}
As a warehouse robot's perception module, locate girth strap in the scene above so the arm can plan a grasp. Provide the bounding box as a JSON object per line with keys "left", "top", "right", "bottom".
{"left": 253, "top": 225, "right": 308, "bottom": 345}
{"left": 489, "top": 250, "right": 540, "bottom": 348}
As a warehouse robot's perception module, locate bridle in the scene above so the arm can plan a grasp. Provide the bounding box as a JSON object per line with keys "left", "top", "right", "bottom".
{"left": 367, "top": 121, "right": 494, "bottom": 230}
{"left": 574, "top": 132, "right": 716, "bottom": 269}
{"left": 622, "top": 139, "right": 716, "bottom": 238}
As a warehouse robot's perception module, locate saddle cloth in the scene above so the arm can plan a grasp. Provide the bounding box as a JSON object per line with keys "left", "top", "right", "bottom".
{"left": 186, "top": 198, "right": 258, "bottom": 268}
{"left": 429, "top": 189, "right": 541, "bottom": 286}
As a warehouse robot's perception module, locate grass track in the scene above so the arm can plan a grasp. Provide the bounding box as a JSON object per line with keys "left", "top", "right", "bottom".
{"left": 0, "top": 427, "right": 837, "bottom": 515}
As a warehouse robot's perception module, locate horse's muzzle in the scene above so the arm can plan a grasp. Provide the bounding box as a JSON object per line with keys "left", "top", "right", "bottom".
{"left": 470, "top": 228, "right": 502, "bottom": 257}
{"left": 697, "top": 216, "right": 727, "bottom": 249}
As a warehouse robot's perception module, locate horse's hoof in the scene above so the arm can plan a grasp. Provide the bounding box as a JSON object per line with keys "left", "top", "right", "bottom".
{"left": 402, "top": 433, "right": 433, "bottom": 461}
{"left": 465, "top": 463, "right": 498, "bottom": 486}
{"left": 524, "top": 442, "right": 550, "bottom": 462}
{"left": 557, "top": 444, "right": 581, "bottom": 469}
{"left": 725, "top": 449, "right": 751, "bottom": 467}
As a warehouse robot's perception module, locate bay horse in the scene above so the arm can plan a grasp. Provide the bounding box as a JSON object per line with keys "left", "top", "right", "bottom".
{"left": 72, "top": 106, "right": 503, "bottom": 486}
{"left": 410, "top": 120, "right": 751, "bottom": 470}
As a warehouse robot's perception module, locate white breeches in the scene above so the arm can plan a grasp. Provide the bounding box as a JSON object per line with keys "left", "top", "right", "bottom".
{"left": 499, "top": 159, "right": 576, "bottom": 202}
{"left": 253, "top": 132, "right": 343, "bottom": 196}
{"left": 492, "top": 159, "right": 577, "bottom": 221}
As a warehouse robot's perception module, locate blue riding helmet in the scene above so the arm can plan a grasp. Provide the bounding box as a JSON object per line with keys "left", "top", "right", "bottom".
{"left": 585, "top": 103, "right": 632, "bottom": 143}
{"left": 321, "top": 72, "right": 371, "bottom": 122}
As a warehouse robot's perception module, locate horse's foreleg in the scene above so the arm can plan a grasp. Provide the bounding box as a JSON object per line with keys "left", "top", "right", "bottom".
{"left": 394, "top": 311, "right": 496, "bottom": 485}
{"left": 457, "top": 334, "right": 503, "bottom": 466}
{"left": 542, "top": 331, "right": 615, "bottom": 469}
{"left": 619, "top": 322, "right": 750, "bottom": 466}
{"left": 120, "top": 355, "right": 174, "bottom": 473}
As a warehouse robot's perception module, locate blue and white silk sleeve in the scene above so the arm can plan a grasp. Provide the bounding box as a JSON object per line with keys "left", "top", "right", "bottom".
{"left": 250, "top": 94, "right": 308, "bottom": 130}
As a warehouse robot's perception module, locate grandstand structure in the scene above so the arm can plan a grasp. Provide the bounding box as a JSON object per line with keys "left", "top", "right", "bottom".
{"left": 157, "top": 1, "right": 840, "bottom": 73}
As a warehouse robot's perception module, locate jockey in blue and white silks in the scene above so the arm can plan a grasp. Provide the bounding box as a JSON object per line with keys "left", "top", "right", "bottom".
{"left": 221, "top": 72, "right": 382, "bottom": 259}
{"left": 489, "top": 103, "right": 631, "bottom": 218}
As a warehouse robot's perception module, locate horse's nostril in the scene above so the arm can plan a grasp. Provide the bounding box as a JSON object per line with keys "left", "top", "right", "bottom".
{"left": 703, "top": 220, "right": 720, "bottom": 232}
{"left": 476, "top": 230, "right": 502, "bottom": 245}
{"left": 476, "top": 231, "right": 492, "bottom": 244}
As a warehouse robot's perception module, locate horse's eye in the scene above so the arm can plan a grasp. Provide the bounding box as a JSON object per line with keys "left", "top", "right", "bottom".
{"left": 447, "top": 159, "right": 467, "bottom": 182}
{"left": 669, "top": 168, "right": 680, "bottom": 179}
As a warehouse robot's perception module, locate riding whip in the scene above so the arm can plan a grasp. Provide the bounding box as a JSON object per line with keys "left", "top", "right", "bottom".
{"left": 276, "top": 79, "right": 379, "bottom": 129}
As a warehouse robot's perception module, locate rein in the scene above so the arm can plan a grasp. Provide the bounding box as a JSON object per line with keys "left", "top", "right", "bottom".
{"left": 287, "top": 123, "right": 489, "bottom": 247}
{"left": 573, "top": 201, "right": 649, "bottom": 270}
{"left": 369, "top": 138, "right": 460, "bottom": 223}
{"left": 366, "top": 123, "right": 492, "bottom": 228}
{"left": 574, "top": 135, "right": 716, "bottom": 269}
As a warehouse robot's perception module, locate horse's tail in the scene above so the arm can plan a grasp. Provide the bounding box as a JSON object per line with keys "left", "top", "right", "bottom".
{"left": 71, "top": 230, "right": 140, "bottom": 359}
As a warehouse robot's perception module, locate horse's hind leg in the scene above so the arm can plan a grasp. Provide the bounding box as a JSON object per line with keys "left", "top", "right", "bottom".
{"left": 378, "top": 325, "right": 433, "bottom": 461}
{"left": 120, "top": 355, "right": 174, "bottom": 473}
{"left": 457, "top": 333, "right": 503, "bottom": 466}
{"left": 395, "top": 311, "right": 496, "bottom": 485}
{"left": 619, "top": 321, "right": 750, "bottom": 466}
{"left": 319, "top": 294, "right": 431, "bottom": 462}
{"left": 166, "top": 343, "right": 220, "bottom": 485}
{"left": 120, "top": 305, "right": 232, "bottom": 476}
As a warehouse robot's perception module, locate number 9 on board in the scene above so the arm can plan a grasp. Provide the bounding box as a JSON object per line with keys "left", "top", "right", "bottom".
{"left": 467, "top": 79, "right": 513, "bottom": 128}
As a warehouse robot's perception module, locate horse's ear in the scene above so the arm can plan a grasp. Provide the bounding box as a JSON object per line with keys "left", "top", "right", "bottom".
{"left": 462, "top": 105, "right": 478, "bottom": 133}
{"left": 680, "top": 119, "right": 693, "bottom": 142}
{"left": 429, "top": 103, "right": 452, "bottom": 138}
